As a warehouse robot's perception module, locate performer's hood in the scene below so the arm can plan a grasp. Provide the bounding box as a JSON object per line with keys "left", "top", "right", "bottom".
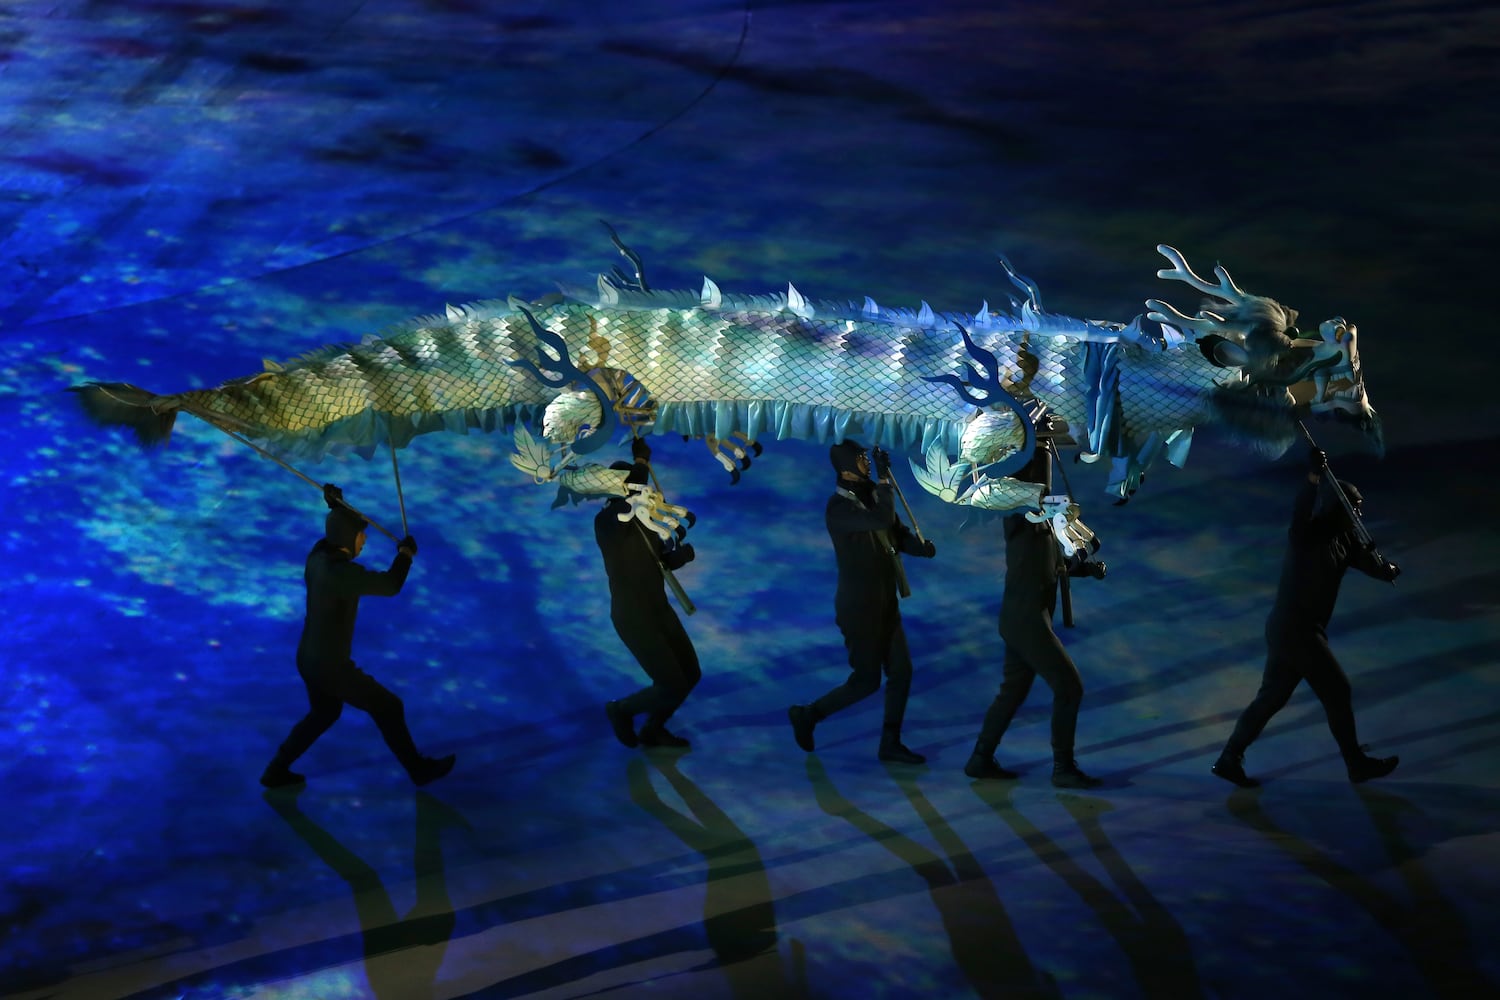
{"left": 829, "top": 440, "right": 867, "bottom": 477}
{"left": 325, "top": 506, "right": 368, "bottom": 549}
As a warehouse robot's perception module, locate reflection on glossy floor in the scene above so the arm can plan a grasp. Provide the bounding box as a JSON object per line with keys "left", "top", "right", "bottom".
{"left": 3, "top": 2, "right": 1498, "bottom": 998}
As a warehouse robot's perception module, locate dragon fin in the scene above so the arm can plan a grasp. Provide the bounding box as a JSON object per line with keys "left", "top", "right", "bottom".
{"left": 508, "top": 426, "right": 557, "bottom": 484}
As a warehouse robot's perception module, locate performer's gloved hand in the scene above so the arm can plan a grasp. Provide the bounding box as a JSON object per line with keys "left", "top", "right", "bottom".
{"left": 1380, "top": 559, "right": 1401, "bottom": 582}
{"left": 873, "top": 447, "right": 892, "bottom": 480}
{"left": 398, "top": 535, "right": 419, "bottom": 557}
{"left": 323, "top": 483, "right": 345, "bottom": 509}
{"left": 631, "top": 436, "right": 652, "bottom": 464}
{"left": 676, "top": 543, "right": 696, "bottom": 565}
{"left": 921, "top": 539, "right": 937, "bottom": 559}
{"left": 1308, "top": 447, "right": 1328, "bottom": 472}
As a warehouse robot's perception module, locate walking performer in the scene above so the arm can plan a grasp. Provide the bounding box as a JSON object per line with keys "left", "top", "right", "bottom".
{"left": 963, "top": 418, "right": 1104, "bottom": 789}
{"left": 1212, "top": 440, "right": 1401, "bottom": 787}
{"left": 788, "top": 439, "right": 937, "bottom": 765}
{"left": 261, "top": 483, "right": 454, "bottom": 788}
{"left": 599, "top": 435, "right": 702, "bottom": 750}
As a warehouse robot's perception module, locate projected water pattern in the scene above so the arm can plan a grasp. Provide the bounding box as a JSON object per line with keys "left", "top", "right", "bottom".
{"left": 3, "top": 2, "right": 1498, "bottom": 998}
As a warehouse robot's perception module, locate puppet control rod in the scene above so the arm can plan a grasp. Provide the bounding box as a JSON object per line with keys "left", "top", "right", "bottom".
{"left": 869, "top": 446, "right": 918, "bottom": 599}
{"left": 637, "top": 433, "right": 697, "bottom": 616}
{"left": 186, "top": 403, "right": 405, "bottom": 542}
{"left": 1296, "top": 420, "right": 1375, "bottom": 551}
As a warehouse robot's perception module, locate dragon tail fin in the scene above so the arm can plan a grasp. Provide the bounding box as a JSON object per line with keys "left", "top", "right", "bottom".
{"left": 67, "top": 382, "right": 179, "bottom": 447}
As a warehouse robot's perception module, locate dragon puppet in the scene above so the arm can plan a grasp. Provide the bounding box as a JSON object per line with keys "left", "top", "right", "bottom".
{"left": 70, "top": 234, "right": 1380, "bottom": 543}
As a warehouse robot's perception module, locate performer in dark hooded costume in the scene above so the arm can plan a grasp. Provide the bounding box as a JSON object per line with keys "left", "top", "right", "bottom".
{"left": 1213, "top": 447, "right": 1401, "bottom": 787}
{"left": 788, "top": 439, "right": 937, "bottom": 764}
{"left": 261, "top": 485, "right": 455, "bottom": 788}
{"left": 964, "top": 444, "right": 1103, "bottom": 788}
{"left": 599, "top": 437, "right": 701, "bottom": 749}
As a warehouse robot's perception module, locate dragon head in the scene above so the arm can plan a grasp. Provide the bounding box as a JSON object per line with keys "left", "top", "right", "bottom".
{"left": 1145, "top": 246, "right": 1382, "bottom": 456}
{"left": 1287, "top": 317, "right": 1381, "bottom": 446}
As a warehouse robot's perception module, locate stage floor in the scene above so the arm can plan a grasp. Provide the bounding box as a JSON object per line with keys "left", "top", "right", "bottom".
{"left": 3, "top": 2, "right": 1498, "bottom": 998}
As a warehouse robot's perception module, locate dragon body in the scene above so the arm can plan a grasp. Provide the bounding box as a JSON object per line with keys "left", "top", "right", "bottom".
{"left": 71, "top": 244, "right": 1381, "bottom": 514}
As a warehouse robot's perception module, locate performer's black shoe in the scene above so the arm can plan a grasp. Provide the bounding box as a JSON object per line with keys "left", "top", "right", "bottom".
{"left": 964, "top": 753, "right": 1019, "bottom": 780}
{"left": 1211, "top": 751, "right": 1260, "bottom": 788}
{"left": 259, "top": 762, "right": 306, "bottom": 789}
{"left": 1051, "top": 758, "right": 1102, "bottom": 789}
{"left": 606, "top": 700, "right": 639, "bottom": 748}
{"left": 410, "top": 754, "right": 456, "bottom": 787}
{"left": 788, "top": 704, "right": 817, "bottom": 752}
{"left": 639, "top": 725, "right": 690, "bottom": 749}
{"left": 1346, "top": 749, "right": 1399, "bottom": 784}
{"left": 878, "top": 739, "right": 927, "bottom": 765}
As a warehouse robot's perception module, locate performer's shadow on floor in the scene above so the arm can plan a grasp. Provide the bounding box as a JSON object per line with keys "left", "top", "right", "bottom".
{"left": 263, "top": 787, "right": 467, "bottom": 1000}
{"left": 627, "top": 754, "right": 807, "bottom": 998}
{"left": 971, "top": 781, "right": 1205, "bottom": 999}
{"left": 1224, "top": 785, "right": 1494, "bottom": 998}
{"left": 804, "top": 756, "right": 1061, "bottom": 999}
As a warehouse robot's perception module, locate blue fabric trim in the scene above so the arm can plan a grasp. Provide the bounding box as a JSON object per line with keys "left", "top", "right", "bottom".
{"left": 1081, "top": 341, "right": 1121, "bottom": 459}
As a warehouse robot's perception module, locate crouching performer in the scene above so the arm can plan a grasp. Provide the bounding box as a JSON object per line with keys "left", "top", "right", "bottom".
{"left": 261, "top": 485, "right": 455, "bottom": 788}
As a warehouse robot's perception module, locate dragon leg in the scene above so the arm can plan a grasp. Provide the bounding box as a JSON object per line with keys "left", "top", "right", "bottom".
{"left": 707, "top": 433, "right": 758, "bottom": 471}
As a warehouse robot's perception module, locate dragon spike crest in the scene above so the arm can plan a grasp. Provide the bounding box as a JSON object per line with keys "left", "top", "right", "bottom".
{"left": 924, "top": 322, "right": 1037, "bottom": 480}
{"left": 505, "top": 300, "right": 619, "bottom": 454}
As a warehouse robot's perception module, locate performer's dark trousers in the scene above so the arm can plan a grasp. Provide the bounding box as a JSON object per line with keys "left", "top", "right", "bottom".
{"left": 810, "top": 610, "right": 912, "bottom": 733}
{"left": 978, "top": 609, "right": 1084, "bottom": 757}
{"left": 613, "top": 608, "right": 701, "bottom": 728}
{"left": 275, "top": 658, "right": 423, "bottom": 773}
{"left": 1226, "top": 625, "right": 1360, "bottom": 758}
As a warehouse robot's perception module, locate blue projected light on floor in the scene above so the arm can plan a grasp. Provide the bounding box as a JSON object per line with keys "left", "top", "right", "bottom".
{"left": 3, "top": 2, "right": 1498, "bottom": 998}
